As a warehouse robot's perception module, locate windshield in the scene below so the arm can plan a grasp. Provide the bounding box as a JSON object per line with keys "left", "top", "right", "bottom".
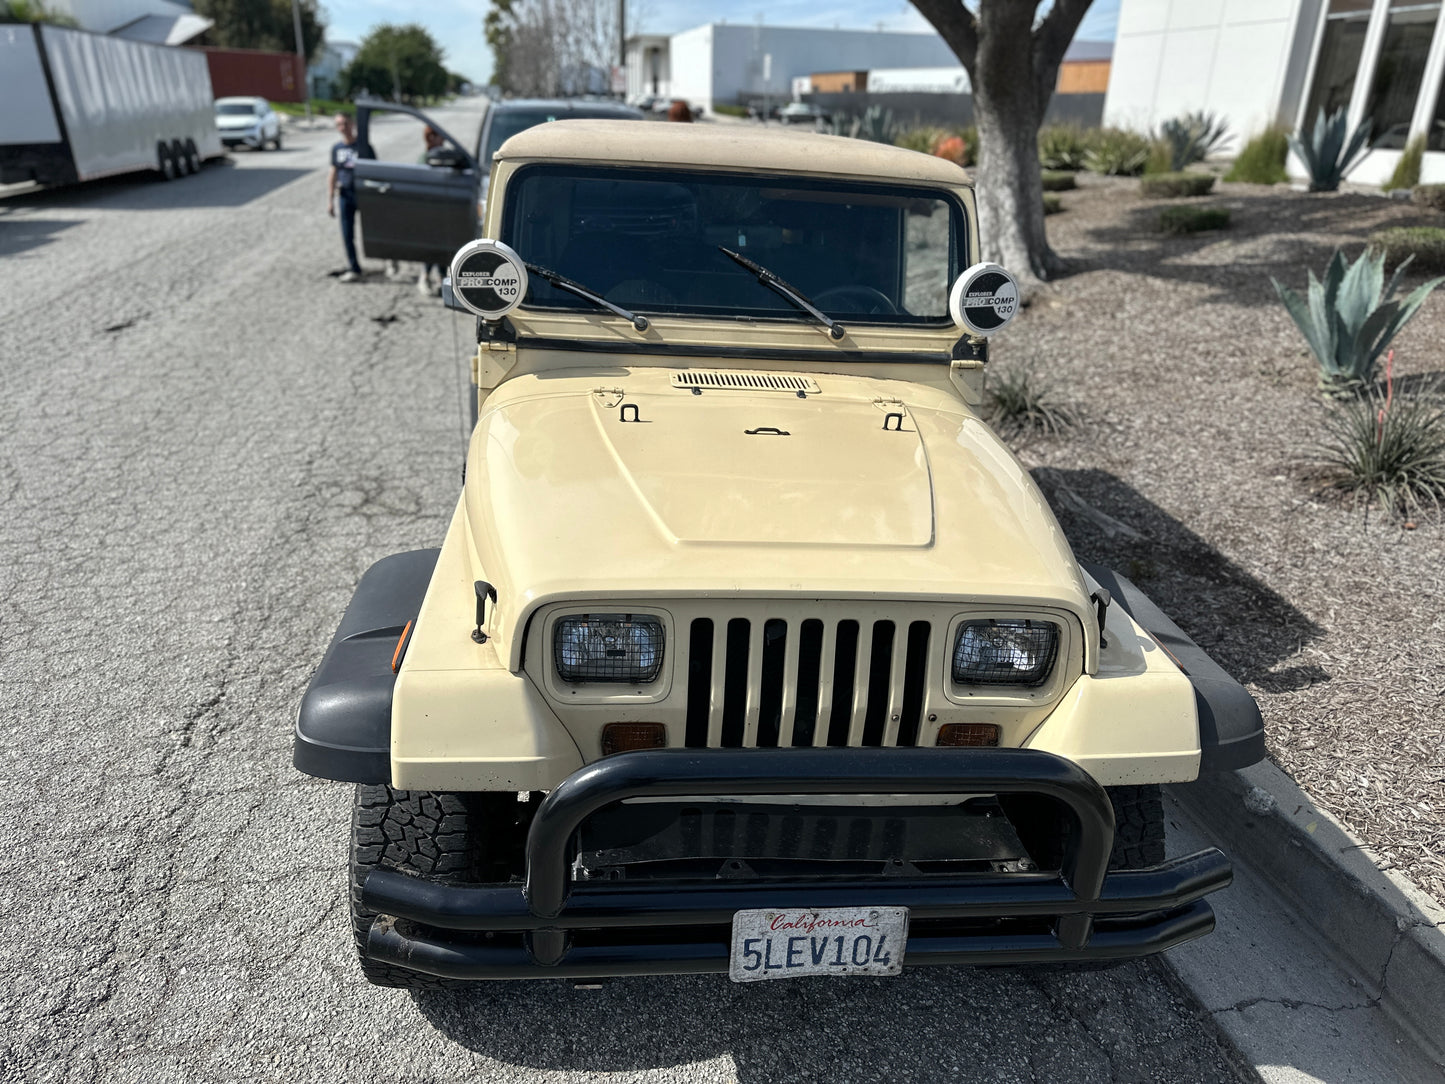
{"left": 216, "top": 103, "right": 258, "bottom": 116}
{"left": 501, "top": 165, "right": 962, "bottom": 325}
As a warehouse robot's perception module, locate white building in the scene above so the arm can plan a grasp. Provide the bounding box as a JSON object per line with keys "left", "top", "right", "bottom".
{"left": 1105, "top": 0, "right": 1445, "bottom": 185}
{"left": 308, "top": 40, "right": 358, "bottom": 100}
{"left": 627, "top": 23, "right": 959, "bottom": 112}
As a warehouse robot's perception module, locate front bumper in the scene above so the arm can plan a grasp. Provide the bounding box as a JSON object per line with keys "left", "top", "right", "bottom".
{"left": 360, "top": 748, "right": 1231, "bottom": 980}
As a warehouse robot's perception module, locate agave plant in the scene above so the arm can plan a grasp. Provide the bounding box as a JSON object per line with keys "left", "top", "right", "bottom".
{"left": 1155, "top": 111, "right": 1231, "bottom": 171}
{"left": 1290, "top": 107, "right": 1372, "bottom": 192}
{"left": 1272, "top": 248, "right": 1445, "bottom": 392}
{"left": 853, "top": 105, "right": 900, "bottom": 145}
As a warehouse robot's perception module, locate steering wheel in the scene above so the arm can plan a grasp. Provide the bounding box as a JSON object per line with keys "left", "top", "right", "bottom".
{"left": 812, "top": 285, "right": 899, "bottom": 315}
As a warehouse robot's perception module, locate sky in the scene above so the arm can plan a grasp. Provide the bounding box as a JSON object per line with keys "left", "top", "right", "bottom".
{"left": 323, "top": 0, "right": 1120, "bottom": 89}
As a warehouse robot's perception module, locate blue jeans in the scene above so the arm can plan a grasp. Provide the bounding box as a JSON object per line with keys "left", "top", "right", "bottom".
{"left": 338, "top": 189, "right": 360, "bottom": 273}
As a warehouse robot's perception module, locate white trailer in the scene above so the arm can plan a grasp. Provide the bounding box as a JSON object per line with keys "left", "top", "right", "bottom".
{"left": 0, "top": 22, "right": 222, "bottom": 187}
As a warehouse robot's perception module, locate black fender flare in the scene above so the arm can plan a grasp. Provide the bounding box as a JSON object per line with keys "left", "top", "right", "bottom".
{"left": 293, "top": 550, "right": 439, "bottom": 783}
{"left": 1082, "top": 564, "right": 1266, "bottom": 772}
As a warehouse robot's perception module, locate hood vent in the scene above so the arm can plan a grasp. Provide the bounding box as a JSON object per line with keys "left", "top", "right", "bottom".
{"left": 672, "top": 370, "right": 820, "bottom": 394}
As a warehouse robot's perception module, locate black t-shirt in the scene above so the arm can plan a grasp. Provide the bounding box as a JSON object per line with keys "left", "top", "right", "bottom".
{"left": 330, "top": 139, "right": 373, "bottom": 192}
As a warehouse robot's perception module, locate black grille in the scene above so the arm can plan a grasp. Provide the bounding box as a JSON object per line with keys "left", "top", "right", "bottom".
{"left": 682, "top": 616, "right": 933, "bottom": 748}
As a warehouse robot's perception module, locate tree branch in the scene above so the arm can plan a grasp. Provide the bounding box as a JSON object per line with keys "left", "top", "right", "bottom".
{"left": 910, "top": 0, "right": 979, "bottom": 77}
{"left": 1031, "top": 0, "right": 1094, "bottom": 112}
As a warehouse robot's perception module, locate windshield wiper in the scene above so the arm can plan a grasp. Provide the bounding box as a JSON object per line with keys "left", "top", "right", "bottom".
{"left": 525, "top": 263, "right": 649, "bottom": 331}
{"left": 717, "top": 246, "right": 846, "bottom": 341}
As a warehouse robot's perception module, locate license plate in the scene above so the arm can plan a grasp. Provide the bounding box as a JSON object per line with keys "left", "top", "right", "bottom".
{"left": 728, "top": 907, "right": 908, "bottom": 982}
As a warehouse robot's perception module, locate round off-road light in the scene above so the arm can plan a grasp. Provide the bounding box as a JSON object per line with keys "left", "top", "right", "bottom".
{"left": 949, "top": 262, "right": 1019, "bottom": 336}
{"left": 448, "top": 238, "right": 528, "bottom": 320}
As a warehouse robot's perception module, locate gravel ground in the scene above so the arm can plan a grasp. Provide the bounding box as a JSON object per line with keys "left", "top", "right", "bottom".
{"left": 999, "top": 173, "right": 1445, "bottom": 903}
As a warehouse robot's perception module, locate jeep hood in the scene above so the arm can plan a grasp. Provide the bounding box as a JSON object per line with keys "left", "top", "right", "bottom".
{"left": 463, "top": 370, "right": 1091, "bottom": 664}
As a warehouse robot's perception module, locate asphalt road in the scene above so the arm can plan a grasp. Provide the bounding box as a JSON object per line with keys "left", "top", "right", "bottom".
{"left": 0, "top": 99, "right": 1255, "bottom": 1084}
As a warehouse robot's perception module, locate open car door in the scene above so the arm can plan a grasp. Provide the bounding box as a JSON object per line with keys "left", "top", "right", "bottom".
{"left": 353, "top": 102, "right": 479, "bottom": 265}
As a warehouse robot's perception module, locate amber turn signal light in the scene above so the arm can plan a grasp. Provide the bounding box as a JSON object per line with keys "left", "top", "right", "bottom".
{"left": 600, "top": 722, "right": 667, "bottom": 756}
{"left": 391, "top": 620, "right": 414, "bottom": 674}
{"left": 936, "top": 723, "right": 1000, "bottom": 747}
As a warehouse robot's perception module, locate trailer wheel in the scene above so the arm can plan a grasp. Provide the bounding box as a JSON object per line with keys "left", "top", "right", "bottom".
{"left": 157, "top": 141, "right": 176, "bottom": 181}
{"left": 171, "top": 140, "right": 190, "bottom": 176}
{"left": 183, "top": 139, "right": 200, "bottom": 174}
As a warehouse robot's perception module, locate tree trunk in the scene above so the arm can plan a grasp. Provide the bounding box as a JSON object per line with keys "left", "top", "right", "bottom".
{"left": 911, "top": 0, "right": 1093, "bottom": 287}
{"left": 973, "top": 5, "right": 1062, "bottom": 283}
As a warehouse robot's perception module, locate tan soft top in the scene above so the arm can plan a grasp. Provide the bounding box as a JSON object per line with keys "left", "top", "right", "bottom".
{"left": 494, "top": 118, "right": 974, "bottom": 186}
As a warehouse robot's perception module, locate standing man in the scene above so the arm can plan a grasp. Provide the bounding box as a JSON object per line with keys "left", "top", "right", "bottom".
{"left": 327, "top": 113, "right": 372, "bottom": 283}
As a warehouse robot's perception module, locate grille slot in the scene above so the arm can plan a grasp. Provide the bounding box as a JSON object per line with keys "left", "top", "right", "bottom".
{"left": 683, "top": 616, "right": 934, "bottom": 749}
{"left": 671, "top": 371, "right": 821, "bottom": 394}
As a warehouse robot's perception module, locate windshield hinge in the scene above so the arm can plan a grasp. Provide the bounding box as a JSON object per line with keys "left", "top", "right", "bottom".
{"left": 949, "top": 357, "right": 986, "bottom": 407}
{"left": 474, "top": 338, "right": 517, "bottom": 390}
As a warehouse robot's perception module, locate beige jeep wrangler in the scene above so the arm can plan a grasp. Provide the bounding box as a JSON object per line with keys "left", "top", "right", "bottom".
{"left": 296, "top": 121, "right": 1264, "bottom": 988}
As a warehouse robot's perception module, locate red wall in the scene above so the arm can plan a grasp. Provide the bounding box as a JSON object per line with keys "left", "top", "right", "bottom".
{"left": 194, "top": 47, "right": 306, "bottom": 103}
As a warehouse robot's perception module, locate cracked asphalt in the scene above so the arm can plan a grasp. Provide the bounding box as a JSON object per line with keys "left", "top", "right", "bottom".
{"left": 0, "top": 100, "right": 1257, "bottom": 1084}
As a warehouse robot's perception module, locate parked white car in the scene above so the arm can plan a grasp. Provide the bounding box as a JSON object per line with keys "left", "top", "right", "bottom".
{"left": 214, "top": 96, "right": 281, "bottom": 151}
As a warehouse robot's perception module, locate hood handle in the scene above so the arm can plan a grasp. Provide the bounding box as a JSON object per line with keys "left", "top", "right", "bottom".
{"left": 472, "top": 581, "right": 498, "bottom": 644}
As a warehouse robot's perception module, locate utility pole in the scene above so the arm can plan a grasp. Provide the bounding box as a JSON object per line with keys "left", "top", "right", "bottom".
{"left": 289, "top": 0, "right": 311, "bottom": 128}
{"left": 618, "top": 0, "right": 626, "bottom": 100}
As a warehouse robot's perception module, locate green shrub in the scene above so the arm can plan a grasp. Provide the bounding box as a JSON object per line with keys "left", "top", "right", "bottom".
{"left": 1367, "top": 226, "right": 1445, "bottom": 272}
{"left": 1040, "top": 170, "right": 1077, "bottom": 192}
{"left": 894, "top": 126, "right": 945, "bottom": 154}
{"left": 1153, "top": 111, "right": 1231, "bottom": 171}
{"left": 959, "top": 125, "right": 978, "bottom": 167}
{"left": 1039, "top": 124, "right": 1088, "bottom": 170}
{"left": 1158, "top": 205, "right": 1230, "bottom": 233}
{"left": 1384, "top": 136, "right": 1425, "bottom": 192}
{"left": 1043, "top": 193, "right": 1063, "bottom": 215}
{"left": 1225, "top": 128, "right": 1289, "bottom": 184}
{"left": 1143, "top": 139, "right": 1173, "bottom": 175}
{"left": 1412, "top": 183, "right": 1445, "bottom": 211}
{"left": 272, "top": 98, "right": 355, "bottom": 117}
{"left": 1140, "top": 171, "right": 1216, "bottom": 197}
{"left": 1084, "top": 128, "right": 1150, "bottom": 175}
{"left": 986, "top": 367, "right": 1077, "bottom": 437}
{"left": 1291, "top": 107, "right": 1371, "bottom": 192}
{"left": 1316, "top": 375, "right": 1445, "bottom": 515}
{"left": 1272, "top": 247, "right": 1445, "bottom": 392}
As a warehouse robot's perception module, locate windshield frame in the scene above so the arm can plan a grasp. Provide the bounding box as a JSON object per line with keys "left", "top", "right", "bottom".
{"left": 498, "top": 163, "right": 968, "bottom": 330}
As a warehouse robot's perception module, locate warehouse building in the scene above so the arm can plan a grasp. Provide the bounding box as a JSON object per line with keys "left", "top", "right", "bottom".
{"left": 1105, "top": 0, "right": 1445, "bottom": 186}
{"left": 625, "top": 23, "right": 958, "bottom": 112}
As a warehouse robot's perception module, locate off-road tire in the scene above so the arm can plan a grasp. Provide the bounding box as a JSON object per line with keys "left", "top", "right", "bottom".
{"left": 350, "top": 785, "right": 488, "bottom": 988}
{"left": 1105, "top": 784, "right": 1166, "bottom": 870}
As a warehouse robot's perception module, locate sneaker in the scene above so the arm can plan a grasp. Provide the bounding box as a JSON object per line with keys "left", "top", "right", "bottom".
{"left": 417, "top": 270, "right": 431, "bottom": 296}
{"left": 385, "top": 260, "right": 401, "bottom": 279}
{"left": 339, "top": 270, "right": 360, "bottom": 283}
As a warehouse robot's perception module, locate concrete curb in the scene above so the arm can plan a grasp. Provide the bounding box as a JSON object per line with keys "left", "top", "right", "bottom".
{"left": 1170, "top": 761, "right": 1445, "bottom": 1070}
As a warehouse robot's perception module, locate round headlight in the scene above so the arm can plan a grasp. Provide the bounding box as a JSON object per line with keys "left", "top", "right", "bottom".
{"left": 952, "top": 619, "right": 1058, "bottom": 687}
{"left": 554, "top": 614, "right": 665, "bottom": 683}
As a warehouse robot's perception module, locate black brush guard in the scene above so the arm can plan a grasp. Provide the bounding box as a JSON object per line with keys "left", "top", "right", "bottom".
{"left": 362, "top": 748, "right": 1230, "bottom": 980}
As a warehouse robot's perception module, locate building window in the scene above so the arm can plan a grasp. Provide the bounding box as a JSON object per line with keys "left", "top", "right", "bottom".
{"left": 1303, "top": 0, "right": 1374, "bottom": 128}
{"left": 1364, "top": 1, "right": 1443, "bottom": 148}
